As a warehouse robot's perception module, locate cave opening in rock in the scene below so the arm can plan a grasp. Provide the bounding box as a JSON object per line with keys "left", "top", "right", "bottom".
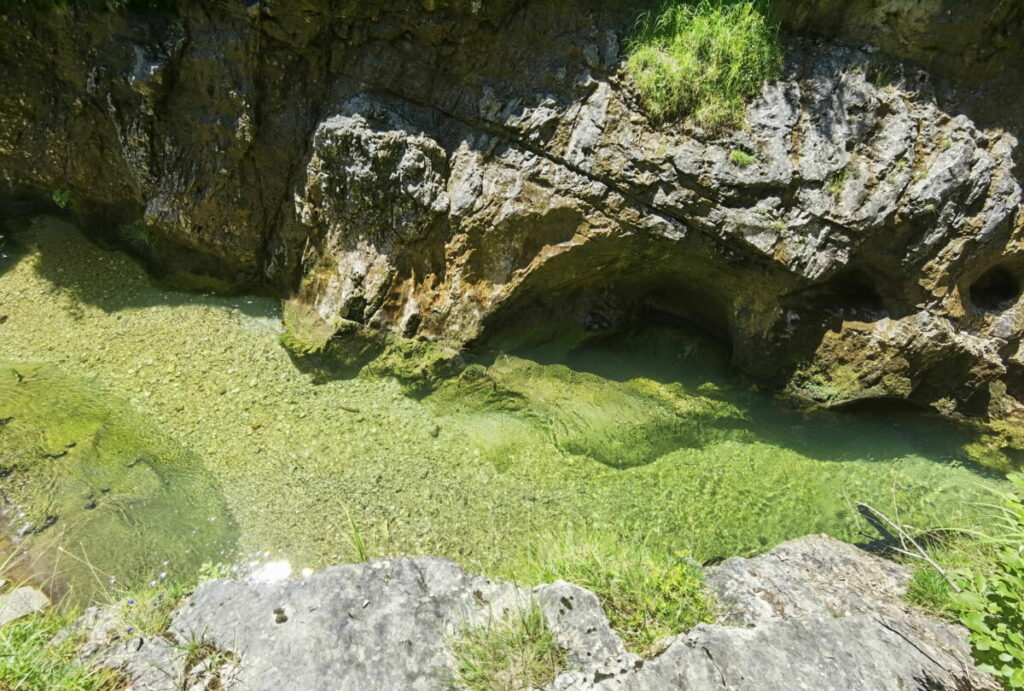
{"left": 824, "top": 271, "right": 886, "bottom": 319}
{"left": 969, "top": 265, "right": 1021, "bottom": 312}
{"left": 784, "top": 269, "right": 888, "bottom": 323}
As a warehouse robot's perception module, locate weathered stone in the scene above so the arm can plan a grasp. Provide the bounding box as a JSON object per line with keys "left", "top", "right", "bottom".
{"left": 0, "top": 585, "right": 49, "bottom": 626}
{"left": 0, "top": 1, "right": 1022, "bottom": 420}
{"left": 553, "top": 535, "right": 994, "bottom": 690}
{"left": 80, "top": 536, "right": 993, "bottom": 690}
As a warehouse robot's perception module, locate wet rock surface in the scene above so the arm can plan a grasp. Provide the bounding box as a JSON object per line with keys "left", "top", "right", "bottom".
{"left": 78, "top": 535, "right": 993, "bottom": 690}
{"left": 1, "top": 1, "right": 1022, "bottom": 418}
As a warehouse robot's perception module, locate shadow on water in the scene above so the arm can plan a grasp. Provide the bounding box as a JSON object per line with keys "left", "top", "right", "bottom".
{"left": 0, "top": 216, "right": 276, "bottom": 320}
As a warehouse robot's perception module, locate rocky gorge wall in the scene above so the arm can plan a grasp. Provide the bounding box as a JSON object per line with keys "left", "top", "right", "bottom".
{"left": 1, "top": 0, "right": 1023, "bottom": 421}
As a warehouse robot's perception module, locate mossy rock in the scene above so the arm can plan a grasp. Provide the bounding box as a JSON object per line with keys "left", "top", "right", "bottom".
{"left": 429, "top": 354, "right": 749, "bottom": 469}
{"left": 280, "top": 298, "right": 461, "bottom": 394}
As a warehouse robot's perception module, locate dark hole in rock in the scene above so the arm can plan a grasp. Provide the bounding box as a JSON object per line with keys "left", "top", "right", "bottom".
{"left": 969, "top": 265, "right": 1021, "bottom": 312}
{"left": 808, "top": 270, "right": 887, "bottom": 322}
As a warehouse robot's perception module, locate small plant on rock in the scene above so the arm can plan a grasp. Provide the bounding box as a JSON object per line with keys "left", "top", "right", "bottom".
{"left": 51, "top": 189, "right": 74, "bottom": 209}
{"left": 826, "top": 167, "right": 850, "bottom": 196}
{"left": 112, "top": 579, "right": 190, "bottom": 637}
{"left": 451, "top": 604, "right": 565, "bottom": 691}
{"left": 729, "top": 149, "right": 757, "bottom": 167}
{"left": 871, "top": 66, "right": 891, "bottom": 88}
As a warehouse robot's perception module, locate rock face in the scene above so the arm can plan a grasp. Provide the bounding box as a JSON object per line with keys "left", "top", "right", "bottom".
{"left": 79, "top": 535, "right": 992, "bottom": 690}
{"left": 1, "top": 1, "right": 1023, "bottom": 417}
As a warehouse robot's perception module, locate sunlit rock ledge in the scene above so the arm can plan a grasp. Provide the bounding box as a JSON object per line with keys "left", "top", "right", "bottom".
{"left": 64, "top": 535, "right": 993, "bottom": 690}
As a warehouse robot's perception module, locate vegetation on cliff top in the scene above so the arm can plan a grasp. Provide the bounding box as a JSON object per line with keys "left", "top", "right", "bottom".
{"left": 626, "top": 0, "right": 783, "bottom": 130}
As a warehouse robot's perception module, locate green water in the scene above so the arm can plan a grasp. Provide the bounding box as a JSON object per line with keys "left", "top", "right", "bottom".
{"left": 0, "top": 362, "right": 236, "bottom": 601}
{"left": 0, "top": 217, "right": 1010, "bottom": 603}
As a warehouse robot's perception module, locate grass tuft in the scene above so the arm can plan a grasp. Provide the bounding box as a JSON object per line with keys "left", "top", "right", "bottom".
{"left": 729, "top": 149, "right": 757, "bottom": 167}
{"left": 0, "top": 610, "right": 121, "bottom": 690}
{"left": 826, "top": 167, "right": 850, "bottom": 196}
{"left": 507, "top": 534, "right": 714, "bottom": 656}
{"left": 625, "top": 0, "right": 782, "bottom": 131}
{"left": 451, "top": 604, "right": 565, "bottom": 691}
{"left": 110, "top": 580, "right": 190, "bottom": 637}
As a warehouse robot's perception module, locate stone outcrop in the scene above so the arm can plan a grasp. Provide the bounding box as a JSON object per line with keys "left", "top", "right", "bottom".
{"left": 74, "top": 535, "right": 993, "bottom": 690}
{"left": 1, "top": 1, "right": 1023, "bottom": 418}
{"left": 0, "top": 585, "right": 49, "bottom": 627}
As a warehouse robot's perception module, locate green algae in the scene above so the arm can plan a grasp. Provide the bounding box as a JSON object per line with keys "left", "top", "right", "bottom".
{"left": 280, "top": 299, "right": 462, "bottom": 395}
{"left": 0, "top": 362, "right": 236, "bottom": 605}
{"left": 429, "top": 357, "right": 749, "bottom": 469}
{"left": 0, "top": 216, "right": 1014, "bottom": 604}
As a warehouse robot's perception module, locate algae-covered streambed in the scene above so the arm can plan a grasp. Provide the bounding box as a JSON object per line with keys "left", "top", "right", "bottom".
{"left": 0, "top": 217, "right": 1010, "bottom": 604}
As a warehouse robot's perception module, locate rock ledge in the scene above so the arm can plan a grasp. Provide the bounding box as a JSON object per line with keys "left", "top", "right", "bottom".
{"left": 75, "top": 535, "right": 994, "bottom": 690}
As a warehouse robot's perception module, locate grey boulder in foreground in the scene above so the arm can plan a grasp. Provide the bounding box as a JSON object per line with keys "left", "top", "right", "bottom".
{"left": 78, "top": 535, "right": 994, "bottom": 690}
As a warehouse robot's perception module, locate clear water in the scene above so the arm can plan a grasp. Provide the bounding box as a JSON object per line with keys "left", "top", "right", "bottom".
{"left": 0, "top": 217, "right": 1010, "bottom": 603}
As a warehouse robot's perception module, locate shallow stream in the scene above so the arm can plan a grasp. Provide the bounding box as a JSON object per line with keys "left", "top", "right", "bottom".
{"left": 0, "top": 217, "right": 1009, "bottom": 604}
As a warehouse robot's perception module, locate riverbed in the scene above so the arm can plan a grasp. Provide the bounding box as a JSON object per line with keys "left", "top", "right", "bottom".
{"left": 0, "top": 216, "right": 1008, "bottom": 603}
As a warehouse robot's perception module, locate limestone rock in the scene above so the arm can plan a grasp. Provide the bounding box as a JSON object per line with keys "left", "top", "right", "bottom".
{"left": 0, "top": 585, "right": 49, "bottom": 626}
{"left": 552, "top": 535, "right": 994, "bottom": 690}
{"left": 1, "top": 1, "right": 1022, "bottom": 417}
{"left": 81, "top": 536, "right": 993, "bottom": 690}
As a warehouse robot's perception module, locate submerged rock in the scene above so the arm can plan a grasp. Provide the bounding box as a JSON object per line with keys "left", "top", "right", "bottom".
{"left": 80, "top": 535, "right": 992, "bottom": 690}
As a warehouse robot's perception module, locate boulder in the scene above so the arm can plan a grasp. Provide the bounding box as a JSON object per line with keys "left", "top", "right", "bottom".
{"left": 0, "top": 586, "right": 50, "bottom": 626}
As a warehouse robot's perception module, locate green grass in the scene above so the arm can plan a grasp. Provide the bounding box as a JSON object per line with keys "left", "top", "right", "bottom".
{"left": 0, "top": 610, "right": 121, "bottom": 690}
{"left": 729, "top": 149, "right": 757, "bottom": 167}
{"left": 0, "top": 549, "right": 119, "bottom": 689}
{"left": 906, "top": 539, "right": 996, "bottom": 617}
{"left": 626, "top": 0, "right": 782, "bottom": 131}
{"left": 0, "top": 546, "right": 220, "bottom": 689}
{"left": 507, "top": 534, "right": 714, "bottom": 656}
{"left": 903, "top": 475, "right": 1024, "bottom": 689}
{"left": 451, "top": 604, "right": 565, "bottom": 691}
{"left": 826, "top": 167, "right": 850, "bottom": 196}
{"left": 110, "top": 580, "right": 190, "bottom": 637}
